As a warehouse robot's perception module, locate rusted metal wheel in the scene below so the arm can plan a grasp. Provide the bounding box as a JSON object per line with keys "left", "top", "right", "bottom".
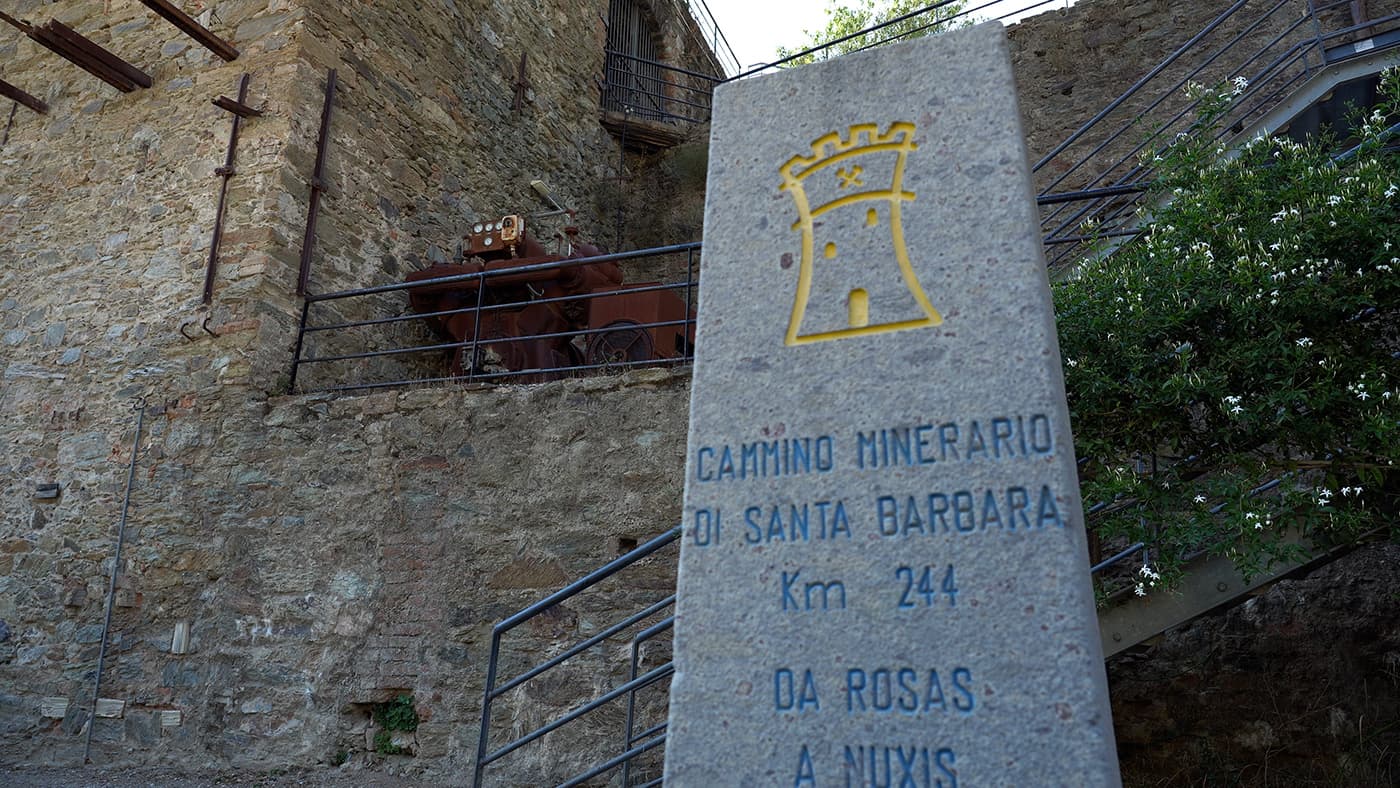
{"left": 586, "top": 320, "right": 654, "bottom": 367}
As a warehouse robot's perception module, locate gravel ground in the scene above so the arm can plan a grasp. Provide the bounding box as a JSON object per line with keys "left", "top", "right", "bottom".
{"left": 2, "top": 766, "right": 454, "bottom": 787}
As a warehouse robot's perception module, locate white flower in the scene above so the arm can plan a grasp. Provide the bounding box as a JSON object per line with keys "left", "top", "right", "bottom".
{"left": 1194, "top": 495, "right": 1206, "bottom": 504}
{"left": 1269, "top": 242, "right": 1283, "bottom": 251}
{"left": 1232, "top": 75, "right": 1249, "bottom": 95}
{"left": 1296, "top": 337, "right": 1312, "bottom": 347}
{"left": 1135, "top": 583, "right": 1147, "bottom": 597}
{"left": 1224, "top": 395, "right": 1242, "bottom": 405}
{"left": 1358, "top": 390, "right": 1371, "bottom": 401}
{"left": 1386, "top": 184, "right": 1398, "bottom": 198}
{"left": 1327, "top": 195, "right": 1343, "bottom": 206}
{"left": 1230, "top": 405, "right": 1244, "bottom": 415}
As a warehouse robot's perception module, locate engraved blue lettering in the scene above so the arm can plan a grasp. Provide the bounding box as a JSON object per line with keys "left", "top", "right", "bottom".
{"left": 952, "top": 668, "right": 975, "bottom": 713}
{"left": 846, "top": 669, "right": 867, "bottom": 711}
{"left": 1037, "top": 485, "right": 1064, "bottom": 528}
{"left": 1016, "top": 414, "right": 1029, "bottom": 455}
{"left": 897, "top": 668, "right": 919, "bottom": 712}
{"left": 981, "top": 490, "right": 1003, "bottom": 531}
{"left": 1008, "top": 487, "right": 1030, "bottom": 530}
{"left": 952, "top": 491, "right": 975, "bottom": 533}
{"left": 965, "top": 421, "right": 988, "bottom": 459}
{"left": 938, "top": 423, "right": 959, "bottom": 461}
{"left": 816, "top": 436, "right": 835, "bottom": 472}
{"left": 887, "top": 428, "right": 912, "bottom": 467}
{"left": 768, "top": 508, "right": 787, "bottom": 542}
{"left": 692, "top": 508, "right": 720, "bottom": 546}
{"left": 782, "top": 570, "right": 801, "bottom": 610}
{"left": 991, "top": 417, "right": 1014, "bottom": 458}
{"left": 924, "top": 670, "right": 946, "bottom": 712}
{"left": 775, "top": 668, "right": 820, "bottom": 712}
{"left": 696, "top": 447, "right": 714, "bottom": 481}
{"left": 872, "top": 669, "right": 892, "bottom": 711}
{"left": 741, "top": 442, "right": 760, "bottom": 479}
{"left": 744, "top": 507, "right": 762, "bottom": 543}
{"left": 1030, "top": 413, "right": 1054, "bottom": 454}
{"left": 896, "top": 746, "right": 918, "bottom": 788}
{"left": 791, "top": 438, "right": 811, "bottom": 474}
{"left": 902, "top": 496, "right": 924, "bottom": 535}
{"left": 795, "top": 745, "right": 816, "bottom": 788}
{"left": 915, "top": 425, "right": 936, "bottom": 464}
{"left": 858, "top": 430, "right": 877, "bottom": 470}
{"left": 764, "top": 441, "right": 781, "bottom": 475}
{"left": 877, "top": 496, "right": 898, "bottom": 536}
{"left": 717, "top": 445, "right": 736, "bottom": 481}
{"left": 928, "top": 494, "right": 950, "bottom": 532}
{"left": 936, "top": 748, "right": 958, "bottom": 788}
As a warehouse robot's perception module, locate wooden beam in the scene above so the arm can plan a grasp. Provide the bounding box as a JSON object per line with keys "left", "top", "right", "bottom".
{"left": 0, "top": 78, "right": 47, "bottom": 114}
{"left": 138, "top": 0, "right": 239, "bottom": 62}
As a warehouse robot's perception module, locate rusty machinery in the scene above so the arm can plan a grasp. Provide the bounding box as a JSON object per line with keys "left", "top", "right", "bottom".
{"left": 405, "top": 215, "right": 693, "bottom": 381}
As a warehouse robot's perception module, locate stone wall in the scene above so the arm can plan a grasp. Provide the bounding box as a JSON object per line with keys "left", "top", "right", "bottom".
{"left": 1, "top": 368, "right": 689, "bottom": 776}
{"left": 2, "top": 0, "right": 1399, "bottom": 781}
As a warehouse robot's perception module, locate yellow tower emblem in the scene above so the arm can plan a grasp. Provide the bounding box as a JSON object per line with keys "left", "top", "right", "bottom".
{"left": 779, "top": 122, "right": 942, "bottom": 346}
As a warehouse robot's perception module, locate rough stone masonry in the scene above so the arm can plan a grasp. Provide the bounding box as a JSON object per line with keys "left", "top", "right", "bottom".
{"left": 665, "top": 23, "right": 1119, "bottom": 786}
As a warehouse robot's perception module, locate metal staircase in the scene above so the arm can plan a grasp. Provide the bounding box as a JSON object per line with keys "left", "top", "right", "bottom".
{"left": 470, "top": 2, "right": 1400, "bottom": 784}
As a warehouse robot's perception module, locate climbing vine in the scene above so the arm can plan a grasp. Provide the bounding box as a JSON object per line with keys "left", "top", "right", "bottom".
{"left": 1055, "top": 68, "right": 1400, "bottom": 590}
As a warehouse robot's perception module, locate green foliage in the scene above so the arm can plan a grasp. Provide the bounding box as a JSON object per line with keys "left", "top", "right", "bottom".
{"left": 374, "top": 694, "right": 419, "bottom": 732}
{"left": 777, "top": 1, "right": 969, "bottom": 65}
{"left": 1055, "top": 69, "right": 1400, "bottom": 588}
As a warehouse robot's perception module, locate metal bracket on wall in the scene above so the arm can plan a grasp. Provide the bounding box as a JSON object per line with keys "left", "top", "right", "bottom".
{"left": 512, "top": 53, "right": 531, "bottom": 115}
{"left": 0, "top": 79, "right": 48, "bottom": 114}
{"left": 0, "top": 13, "right": 151, "bottom": 93}
{"left": 204, "top": 74, "right": 260, "bottom": 304}
{"left": 137, "top": 0, "right": 239, "bottom": 62}
{"left": 296, "top": 68, "right": 337, "bottom": 297}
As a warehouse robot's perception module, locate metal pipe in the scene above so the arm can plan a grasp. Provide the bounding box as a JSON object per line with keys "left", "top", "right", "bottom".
{"left": 296, "top": 69, "right": 337, "bottom": 297}
{"left": 205, "top": 73, "right": 251, "bottom": 304}
{"left": 138, "top": 0, "right": 239, "bottom": 62}
{"left": 307, "top": 243, "right": 701, "bottom": 302}
{"left": 557, "top": 731, "right": 669, "bottom": 788}
{"left": 1033, "top": 0, "right": 1252, "bottom": 172}
{"left": 287, "top": 299, "right": 311, "bottom": 394}
{"left": 83, "top": 399, "right": 146, "bottom": 764}
{"left": 0, "top": 78, "right": 47, "bottom": 114}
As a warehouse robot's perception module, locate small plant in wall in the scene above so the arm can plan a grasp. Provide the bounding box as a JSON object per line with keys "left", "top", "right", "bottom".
{"left": 372, "top": 694, "right": 419, "bottom": 756}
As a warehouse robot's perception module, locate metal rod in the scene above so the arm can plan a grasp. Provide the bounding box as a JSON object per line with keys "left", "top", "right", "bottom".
{"left": 205, "top": 73, "right": 251, "bottom": 304}
{"left": 492, "top": 528, "right": 681, "bottom": 634}
{"left": 0, "top": 102, "right": 15, "bottom": 150}
{"left": 490, "top": 595, "right": 676, "bottom": 698}
{"left": 24, "top": 24, "right": 139, "bottom": 93}
{"left": 137, "top": 0, "right": 239, "bottom": 62}
{"left": 308, "top": 242, "right": 701, "bottom": 301}
{"left": 46, "top": 19, "right": 152, "bottom": 88}
{"left": 1033, "top": 0, "right": 1252, "bottom": 172}
{"left": 557, "top": 731, "right": 669, "bottom": 788}
{"left": 83, "top": 399, "right": 146, "bottom": 764}
{"left": 473, "top": 629, "right": 504, "bottom": 788}
{"left": 480, "top": 663, "right": 674, "bottom": 767}
{"left": 297, "top": 69, "right": 337, "bottom": 297}
{"left": 288, "top": 299, "right": 311, "bottom": 394}
{"left": 0, "top": 79, "right": 47, "bottom": 114}
{"left": 1036, "top": 184, "right": 1148, "bottom": 205}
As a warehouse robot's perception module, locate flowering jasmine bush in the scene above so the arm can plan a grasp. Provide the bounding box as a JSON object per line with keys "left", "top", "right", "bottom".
{"left": 1055, "top": 69, "right": 1400, "bottom": 588}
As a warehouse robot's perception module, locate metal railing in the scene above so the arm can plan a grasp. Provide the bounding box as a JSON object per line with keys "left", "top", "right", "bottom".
{"left": 1031, "top": 0, "right": 1400, "bottom": 268}
{"left": 674, "top": 0, "right": 741, "bottom": 77}
{"left": 603, "top": 50, "right": 721, "bottom": 125}
{"left": 288, "top": 243, "right": 700, "bottom": 394}
{"left": 472, "top": 527, "right": 682, "bottom": 788}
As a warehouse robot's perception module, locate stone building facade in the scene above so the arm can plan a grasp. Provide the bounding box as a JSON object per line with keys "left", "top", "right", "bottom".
{"left": 1, "top": 0, "right": 1396, "bottom": 782}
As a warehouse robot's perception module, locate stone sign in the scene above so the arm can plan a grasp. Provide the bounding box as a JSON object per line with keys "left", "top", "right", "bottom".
{"left": 664, "top": 23, "right": 1120, "bottom": 786}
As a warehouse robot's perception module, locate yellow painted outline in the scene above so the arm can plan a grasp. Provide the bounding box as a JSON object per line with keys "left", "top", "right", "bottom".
{"left": 779, "top": 122, "right": 943, "bottom": 346}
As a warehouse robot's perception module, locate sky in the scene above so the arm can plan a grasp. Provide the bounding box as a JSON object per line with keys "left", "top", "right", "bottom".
{"left": 699, "top": 0, "right": 1080, "bottom": 70}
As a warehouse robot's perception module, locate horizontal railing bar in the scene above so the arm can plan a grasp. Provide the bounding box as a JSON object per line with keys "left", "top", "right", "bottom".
{"left": 307, "top": 243, "right": 702, "bottom": 302}
{"left": 491, "top": 595, "right": 677, "bottom": 699}
{"left": 557, "top": 731, "right": 669, "bottom": 788}
{"left": 1091, "top": 543, "right": 1147, "bottom": 574}
{"left": 305, "top": 279, "right": 693, "bottom": 333}
{"left": 1033, "top": 0, "right": 1252, "bottom": 173}
{"left": 1036, "top": 184, "right": 1148, "bottom": 205}
{"left": 304, "top": 352, "right": 693, "bottom": 394}
{"left": 627, "top": 720, "right": 669, "bottom": 744}
{"left": 492, "top": 528, "right": 681, "bottom": 636}
{"left": 605, "top": 49, "right": 724, "bottom": 82}
{"left": 480, "top": 663, "right": 675, "bottom": 767}
{"left": 632, "top": 617, "right": 675, "bottom": 646}
{"left": 1042, "top": 228, "right": 1141, "bottom": 245}
{"left": 298, "top": 316, "right": 693, "bottom": 365}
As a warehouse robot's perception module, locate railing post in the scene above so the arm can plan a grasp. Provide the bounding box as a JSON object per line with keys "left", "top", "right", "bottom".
{"left": 473, "top": 629, "right": 504, "bottom": 788}
{"left": 467, "top": 278, "right": 485, "bottom": 383}
{"left": 287, "top": 298, "right": 311, "bottom": 394}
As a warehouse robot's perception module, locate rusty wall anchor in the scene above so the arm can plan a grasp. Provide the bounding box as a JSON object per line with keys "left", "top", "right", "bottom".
{"left": 178, "top": 315, "right": 219, "bottom": 342}
{"left": 296, "top": 68, "right": 338, "bottom": 297}
{"left": 0, "top": 78, "right": 47, "bottom": 115}
{"left": 204, "top": 74, "right": 258, "bottom": 304}
{"left": 137, "top": 0, "right": 239, "bottom": 62}
{"left": 0, "top": 12, "right": 151, "bottom": 93}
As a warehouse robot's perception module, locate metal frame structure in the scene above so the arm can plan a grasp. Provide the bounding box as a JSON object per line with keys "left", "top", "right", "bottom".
{"left": 288, "top": 242, "right": 700, "bottom": 393}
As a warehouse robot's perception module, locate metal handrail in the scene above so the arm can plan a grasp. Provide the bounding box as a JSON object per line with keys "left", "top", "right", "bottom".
{"left": 472, "top": 527, "right": 681, "bottom": 787}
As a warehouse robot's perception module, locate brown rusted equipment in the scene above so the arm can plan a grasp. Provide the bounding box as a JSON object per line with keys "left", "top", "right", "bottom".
{"left": 406, "top": 216, "right": 693, "bottom": 381}
{"left": 138, "top": 0, "right": 239, "bottom": 62}
{"left": 0, "top": 13, "right": 151, "bottom": 93}
{"left": 296, "top": 69, "right": 337, "bottom": 296}
{"left": 205, "top": 74, "right": 257, "bottom": 304}
{"left": 0, "top": 79, "right": 47, "bottom": 114}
